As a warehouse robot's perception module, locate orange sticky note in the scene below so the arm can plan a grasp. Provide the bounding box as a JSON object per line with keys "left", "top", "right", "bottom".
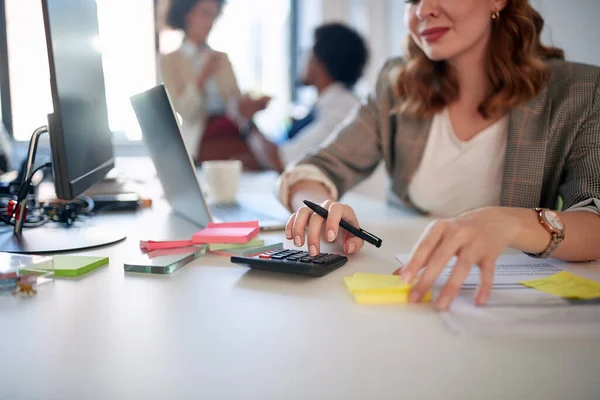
{"left": 192, "top": 221, "right": 260, "bottom": 244}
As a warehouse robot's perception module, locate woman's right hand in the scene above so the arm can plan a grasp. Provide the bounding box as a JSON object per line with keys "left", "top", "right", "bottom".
{"left": 196, "top": 52, "right": 222, "bottom": 88}
{"left": 285, "top": 200, "right": 365, "bottom": 257}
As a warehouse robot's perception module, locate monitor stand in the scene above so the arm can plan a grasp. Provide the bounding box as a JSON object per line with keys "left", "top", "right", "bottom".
{"left": 0, "top": 224, "right": 126, "bottom": 254}
{"left": 0, "top": 124, "right": 126, "bottom": 254}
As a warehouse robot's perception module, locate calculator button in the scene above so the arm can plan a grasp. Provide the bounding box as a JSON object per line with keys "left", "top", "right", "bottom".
{"left": 258, "top": 253, "right": 272, "bottom": 259}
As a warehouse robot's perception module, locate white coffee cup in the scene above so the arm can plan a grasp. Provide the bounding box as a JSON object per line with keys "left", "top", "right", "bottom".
{"left": 201, "top": 160, "right": 242, "bottom": 203}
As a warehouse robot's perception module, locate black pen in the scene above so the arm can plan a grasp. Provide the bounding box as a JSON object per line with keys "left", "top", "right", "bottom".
{"left": 303, "top": 200, "right": 382, "bottom": 248}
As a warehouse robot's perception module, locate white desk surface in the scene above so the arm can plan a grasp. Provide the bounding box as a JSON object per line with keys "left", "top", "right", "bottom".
{"left": 1, "top": 165, "right": 599, "bottom": 400}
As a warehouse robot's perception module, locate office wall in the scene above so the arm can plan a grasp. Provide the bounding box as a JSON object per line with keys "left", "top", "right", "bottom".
{"left": 531, "top": 0, "right": 600, "bottom": 66}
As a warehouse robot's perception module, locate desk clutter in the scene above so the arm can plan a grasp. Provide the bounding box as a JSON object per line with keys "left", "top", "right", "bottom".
{"left": 132, "top": 221, "right": 284, "bottom": 275}
{"left": 4, "top": 219, "right": 600, "bottom": 339}
{"left": 0, "top": 253, "right": 108, "bottom": 296}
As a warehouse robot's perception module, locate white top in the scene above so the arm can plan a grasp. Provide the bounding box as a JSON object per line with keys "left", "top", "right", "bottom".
{"left": 278, "top": 83, "right": 359, "bottom": 166}
{"left": 179, "top": 39, "right": 229, "bottom": 117}
{"left": 407, "top": 109, "right": 508, "bottom": 217}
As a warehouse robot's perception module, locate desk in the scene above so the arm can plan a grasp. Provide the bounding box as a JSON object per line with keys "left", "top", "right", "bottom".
{"left": 1, "top": 165, "right": 599, "bottom": 400}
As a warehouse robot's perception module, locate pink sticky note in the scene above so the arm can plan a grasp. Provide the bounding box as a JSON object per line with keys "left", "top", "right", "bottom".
{"left": 139, "top": 240, "right": 195, "bottom": 252}
{"left": 192, "top": 221, "right": 259, "bottom": 244}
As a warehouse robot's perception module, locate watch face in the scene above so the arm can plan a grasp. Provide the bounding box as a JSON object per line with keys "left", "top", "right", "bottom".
{"left": 544, "top": 210, "right": 565, "bottom": 231}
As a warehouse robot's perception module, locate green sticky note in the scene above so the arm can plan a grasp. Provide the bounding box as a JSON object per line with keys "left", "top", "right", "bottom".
{"left": 208, "top": 238, "right": 264, "bottom": 251}
{"left": 34, "top": 255, "right": 109, "bottom": 277}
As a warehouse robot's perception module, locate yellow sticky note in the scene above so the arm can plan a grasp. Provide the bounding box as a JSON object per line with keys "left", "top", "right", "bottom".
{"left": 521, "top": 271, "right": 600, "bottom": 300}
{"left": 344, "top": 273, "right": 431, "bottom": 304}
{"left": 352, "top": 291, "right": 432, "bottom": 305}
{"left": 345, "top": 273, "right": 412, "bottom": 294}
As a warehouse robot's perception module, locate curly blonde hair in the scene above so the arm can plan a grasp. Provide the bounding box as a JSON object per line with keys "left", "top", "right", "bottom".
{"left": 395, "top": 0, "right": 564, "bottom": 119}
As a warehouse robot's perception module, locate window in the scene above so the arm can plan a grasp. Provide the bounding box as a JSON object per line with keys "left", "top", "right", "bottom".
{"left": 4, "top": 0, "right": 156, "bottom": 141}
{"left": 4, "top": 0, "right": 293, "bottom": 143}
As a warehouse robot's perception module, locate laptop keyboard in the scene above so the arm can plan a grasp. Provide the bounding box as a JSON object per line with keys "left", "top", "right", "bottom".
{"left": 211, "top": 202, "right": 282, "bottom": 223}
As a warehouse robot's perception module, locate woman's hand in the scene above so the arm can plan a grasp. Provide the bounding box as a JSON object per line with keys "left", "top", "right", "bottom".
{"left": 286, "top": 200, "right": 365, "bottom": 256}
{"left": 395, "top": 207, "right": 521, "bottom": 310}
{"left": 238, "top": 95, "right": 271, "bottom": 119}
{"left": 196, "top": 52, "right": 222, "bottom": 88}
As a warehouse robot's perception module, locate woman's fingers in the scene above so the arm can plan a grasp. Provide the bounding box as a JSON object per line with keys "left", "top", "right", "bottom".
{"left": 306, "top": 212, "right": 325, "bottom": 256}
{"left": 435, "top": 254, "right": 475, "bottom": 310}
{"left": 288, "top": 201, "right": 365, "bottom": 255}
{"left": 475, "top": 259, "right": 495, "bottom": 306}
{"left": 291, "top": 206, "right": 314, "bottom": 247}
{"left": 400, "top": 221, "right": 447, "bottom": 283}
{"left": 285, "top": 213, "right": 296, "bottom": 240}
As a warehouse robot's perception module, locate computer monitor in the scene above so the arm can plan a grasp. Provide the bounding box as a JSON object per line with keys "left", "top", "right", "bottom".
{"left": 0, "top": 0, "right": 126, "bottom": 253}
{"left": 43, "top": 0, "right": 114, "bottom": 200}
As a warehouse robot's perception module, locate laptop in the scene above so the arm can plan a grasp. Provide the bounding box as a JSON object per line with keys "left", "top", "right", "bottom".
{"left": 130, "top": 84, "right": 288, "bottom": 231}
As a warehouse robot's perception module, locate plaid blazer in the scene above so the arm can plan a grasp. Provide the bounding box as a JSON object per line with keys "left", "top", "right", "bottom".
{"left": 298, "top": 58, "right": 600, "bottom": 211}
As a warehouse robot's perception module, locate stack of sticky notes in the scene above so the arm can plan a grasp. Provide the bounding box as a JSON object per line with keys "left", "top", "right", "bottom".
{"left": 210, "top": 241, "right": 284, "bottom": 257}
{"left": 207, "top": 237, "right": 265, "bottom": 251}
{"left": 344, "top": 273, "right": 432, "bottom": 304}
{"left": 193, "top": 221, "right": 281, "bottom": 256}
{"left": 192, "top": 221, "right": 260, "bottom": 244}
{"left": 32, "top": 255, "right": 109, "bottom": 277}
{"left": 521, "top": 271, "right": 600, "bottom": 300}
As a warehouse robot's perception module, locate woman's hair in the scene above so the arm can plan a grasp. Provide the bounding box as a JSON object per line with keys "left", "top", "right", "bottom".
{"left": 394, "top": 0, "right": 565, "bottom": 119}
{"left": 166, "top": 0, "right": 225, "bottom": 31}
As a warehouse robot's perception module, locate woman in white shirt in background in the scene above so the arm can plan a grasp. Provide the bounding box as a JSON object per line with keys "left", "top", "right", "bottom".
{"left": 160, "top": 0, "right": 270, "bottom": 164}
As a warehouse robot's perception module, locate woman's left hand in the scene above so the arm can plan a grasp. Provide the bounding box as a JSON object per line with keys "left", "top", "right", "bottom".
{"left": 395, "top": 207, "right": 521, "bottom": 310}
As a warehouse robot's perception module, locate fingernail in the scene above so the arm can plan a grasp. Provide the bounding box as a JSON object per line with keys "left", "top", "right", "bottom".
{"left": 309, "top": 245, "right": 318, "bottom": 256}
{"left": 286, "top": 230, "right": 292, "bottom": 239}
{"left": 327, "top": 230, "right": 336, "bottom": 242}
{"left": 408, "top": 292, "right": 420, "bottom": 303}
{"left": 294, "top": 236, "right": 302, "bottom": 247}
{"left": 347, "top": 243, "right": 356, "bottom": 254}
{"left": 436, "top": 295, "right": 451, "bottom": 310}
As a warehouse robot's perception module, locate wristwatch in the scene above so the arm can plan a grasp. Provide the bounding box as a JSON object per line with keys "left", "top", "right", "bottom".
{"left": 525, "top": 208, "right": 566, "bottom": 258}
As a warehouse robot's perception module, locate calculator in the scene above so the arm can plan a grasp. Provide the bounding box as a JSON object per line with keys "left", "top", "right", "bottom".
{"left": 230, "top": 249, "right": 348, "bottom": 277}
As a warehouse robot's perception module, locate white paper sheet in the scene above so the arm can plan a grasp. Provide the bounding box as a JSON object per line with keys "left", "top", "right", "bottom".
{"left": 395, "top": 254, "right": 563, "bottom": 289}
{"left": 441, "top": 291, "right": 600, "bottom": 337}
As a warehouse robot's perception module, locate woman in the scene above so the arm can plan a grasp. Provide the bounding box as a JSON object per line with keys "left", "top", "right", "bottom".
{"left": 161, "top": 0, "right": 270, "bottom": 167}
{"left": 279, "top": 0, "right": 600, "bottom": 309}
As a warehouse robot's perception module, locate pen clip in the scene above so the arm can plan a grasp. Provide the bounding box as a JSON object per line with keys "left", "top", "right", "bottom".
{"left": 359, "top": 228, "right": 383, "bottom": 247}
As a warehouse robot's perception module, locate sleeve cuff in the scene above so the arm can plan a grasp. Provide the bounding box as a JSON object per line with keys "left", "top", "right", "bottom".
{"left": 275, "top": 164, "right": 339, "bottom": 212}
{"left": 563, "top": 198, "right": 600, "bottom": 216}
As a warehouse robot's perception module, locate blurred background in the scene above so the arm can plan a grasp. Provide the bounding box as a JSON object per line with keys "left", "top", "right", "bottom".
{"left": 1, "top": 0, "right": 598, "bottom": 198}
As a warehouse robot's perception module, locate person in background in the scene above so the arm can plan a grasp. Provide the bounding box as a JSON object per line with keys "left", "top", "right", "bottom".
{"left": 247, "top": 23, "right": 369, "bottom": 172}
{"left": 279, "top": 0, "right": 600, "bottom": 309}
{"left": 161, "top": 0, "right": 270, "bottom": 168}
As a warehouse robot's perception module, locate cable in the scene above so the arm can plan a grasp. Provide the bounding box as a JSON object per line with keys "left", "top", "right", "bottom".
{"left": 0, "top": 162, "right": 52, "bottom": 229}
{"left": 9, "top": 162, "right": 52, "bottom": 221}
